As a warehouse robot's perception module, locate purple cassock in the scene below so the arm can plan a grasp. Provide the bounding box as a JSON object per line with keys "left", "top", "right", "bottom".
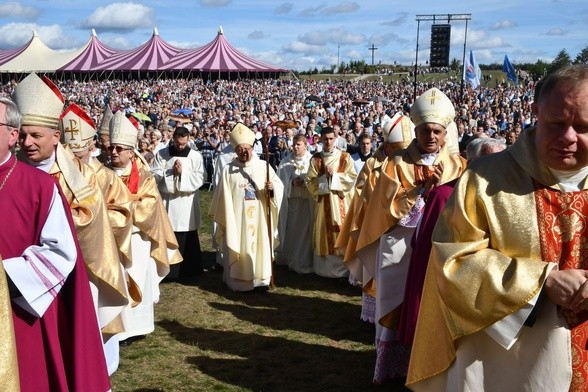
{"left": 1, "top": 157, "right": 110, "bottom": 392}
{"left": 397, "top": 180, "right": 457, "bottom": 346}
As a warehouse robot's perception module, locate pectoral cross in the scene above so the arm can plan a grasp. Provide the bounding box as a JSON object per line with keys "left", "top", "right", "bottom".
{"left": 64, "top": 119, "right": 79, "bottom": 140}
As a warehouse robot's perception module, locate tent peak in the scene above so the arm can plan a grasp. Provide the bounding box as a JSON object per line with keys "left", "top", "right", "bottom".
{"left": 218, "top": 26, "right": 224, "bottom": 35}
{"left": 32, "top": 30, "right": 38, "bottom": 37}
{"left": 153, "top": 27, "right": 159, "bottom": 36}
{"left": 91, "top": 28, "right": 97, "bottom": 37}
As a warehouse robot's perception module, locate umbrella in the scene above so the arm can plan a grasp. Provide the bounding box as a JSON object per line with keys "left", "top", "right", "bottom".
{"left": 273, "top": 120, "right": 297, "bottom": 129}
{"left": 173, "top": 108, "right": 193, "bottom": 116}
{"left": 131, "top": 112, "right": 151, "bottom": 122}
{"left": 305, "top": 94, "right": 322, "bottom": 103}
{"left": 352, "top": 98, "right": 369, "bottom": 106}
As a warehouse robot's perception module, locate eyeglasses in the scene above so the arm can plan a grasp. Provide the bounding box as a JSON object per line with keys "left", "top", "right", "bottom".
{"left": 108, "top": 145, "right": 133, "bottom": 153}
{"left": 0, "top": 122, "right": 15, "bottom": 129}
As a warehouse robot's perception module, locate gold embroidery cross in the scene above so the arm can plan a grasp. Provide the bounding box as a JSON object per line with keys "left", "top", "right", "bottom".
{"left": 63, "top": 119, "right": 80, "bottom": 140}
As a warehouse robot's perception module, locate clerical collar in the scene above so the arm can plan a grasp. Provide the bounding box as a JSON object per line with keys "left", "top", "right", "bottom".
{"left": 28, "top": 151, "right": 56, "bottom": 173}
{"left": 0, "top": 153, "right": 10, "bottom": 166}
{"left": 322, "top": 149, "right": 335, "bottom": 157}
{"left": 113, "top": 162, "right": 132, "bottom": 177}
{"left": 548, "top": 166, "right": 588, "bottom": 192}
{"left": 421, "top": 151, "right": 439, "bottom": 166}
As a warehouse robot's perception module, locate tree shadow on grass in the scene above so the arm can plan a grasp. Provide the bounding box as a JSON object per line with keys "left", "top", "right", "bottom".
{"left": 158, "top": 319, "right": 400, "bottom": 392}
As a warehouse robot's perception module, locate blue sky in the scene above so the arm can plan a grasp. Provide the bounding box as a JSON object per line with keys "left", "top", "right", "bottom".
{"left": 0, "top": 0, "right": 586, "bottom": 71}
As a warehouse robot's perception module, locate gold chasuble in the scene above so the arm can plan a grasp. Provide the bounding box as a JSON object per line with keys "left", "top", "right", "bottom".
{"left": 356, "top": 140, "right": 465, "bottom": 257}
{"left": 307, "top": 149, "right": 357, "bottom": 256}
{"left": 49, "top": 144, "right": 128, "bottom": 334}
{"left": 335, "top": 147, "right": 387, "bottom": 290}
{"left": 0, "top": 261, "right": 19, "bottom": 392}
{"left": 408, "top": 128, "right": 584, "bottom": 391}
{"left": 119, "top": 162, "right": 182, "bottom": 274}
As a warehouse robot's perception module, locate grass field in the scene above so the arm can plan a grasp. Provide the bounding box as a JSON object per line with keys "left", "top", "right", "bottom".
{"left": 110, "top": 189, "right": 408, "bottom": 392}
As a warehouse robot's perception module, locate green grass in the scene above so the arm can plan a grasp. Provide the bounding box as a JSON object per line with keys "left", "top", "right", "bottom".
{"left": 110, "top": 189, "right": 407, "bottom": 392}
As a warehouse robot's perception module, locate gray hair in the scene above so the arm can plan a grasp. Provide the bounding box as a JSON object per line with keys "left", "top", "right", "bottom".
{"left": 466, "top": 137, "right": 507, "bottom": 163}
{"left": 0, "top": 96, "right": 22, "bottom": 130}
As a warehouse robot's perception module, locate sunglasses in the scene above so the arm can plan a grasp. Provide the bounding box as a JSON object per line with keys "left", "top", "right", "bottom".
{"left": 108, "top": 145, "right": 133, "bottom": 153}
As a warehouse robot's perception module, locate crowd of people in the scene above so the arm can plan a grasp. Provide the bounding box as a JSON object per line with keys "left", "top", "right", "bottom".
{"left": 1, "top": 63, "right": 586, "bottom": 392}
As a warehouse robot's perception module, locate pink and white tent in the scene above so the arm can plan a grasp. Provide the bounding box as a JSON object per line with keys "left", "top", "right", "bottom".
{"left": 92, "top": 28, "right": 181, "bottom": 71}
{"left": 162, "top": 27, "right": 287, "bottom": 73}
{"left": 59, "top": 29, "right": 121, "bottom": 72}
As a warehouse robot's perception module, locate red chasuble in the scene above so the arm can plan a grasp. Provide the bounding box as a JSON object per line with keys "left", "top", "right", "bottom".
{"left": 0, "top": 156, "right": 110, "bottom": 392}
{"left": 535, "top": 184, "right": 588, "bottom": 392}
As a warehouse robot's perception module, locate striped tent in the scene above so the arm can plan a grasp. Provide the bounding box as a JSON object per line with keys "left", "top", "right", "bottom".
{"left": 59, "top": 29, "right": 121, "bottom": 72}
{"left": 162, "top": 26, "right": 287, "bottom": 73}
{"left": 92, "top": 27, "right": 181, "bottom": 71}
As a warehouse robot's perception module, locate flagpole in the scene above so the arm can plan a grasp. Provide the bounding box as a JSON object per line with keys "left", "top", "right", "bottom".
{"left": 460, "top": 18, "right": 469, "bottom": 105}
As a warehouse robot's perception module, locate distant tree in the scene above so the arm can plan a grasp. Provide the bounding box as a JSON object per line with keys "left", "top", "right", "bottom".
{"left": 450, "top": 58, "right": 461, "bottom": 72}
{"left": 548, "top": 49, "right": 572, "bottom": 74}
{"left": 574, "top": 46, "right": 588, "bottom": 65}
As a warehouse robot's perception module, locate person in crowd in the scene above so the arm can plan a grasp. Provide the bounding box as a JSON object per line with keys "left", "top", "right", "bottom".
{"left": 2, "top": 95, "right": 111, "bottom": 390}
{"left": 195, "top": 126, "right": 218, "bottom": 184}
{"left": 60, "top": 103, "right": 135, "bottom": 374}
{"left": 306, "top": 126, "right": 357, "bottom": 278}
{"left": 152, "top": 126, "right": 205, "bottom": 282}
{"left": 355, "top": 88, "right": 466, "bottom": 384}
{"left": 351, "top": 132, "right": 373, "bottom": 175}
{"left": 209, "top": 123, "right": 283, "bottom": 291}
{"left": 108, "top": 111, "right": 182, "bottom": 342}
{"left": 336, "top": 110, "right": 414, "bottom": 324}
{"left": 276, "top": 134, "right": 314, "bottom": 274}
{"left": 13, "top": 72, "right": 129, "bottom": 338}
{"left": 408, "top": 64, "right": 588, "bottom": 392}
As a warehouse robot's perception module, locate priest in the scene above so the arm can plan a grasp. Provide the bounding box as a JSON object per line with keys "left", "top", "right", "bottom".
{"left": 407, "top": 64, "right": 588, "bottom": 392}
{"left": 209, "top": 123, "right": 283, "bottom": 291}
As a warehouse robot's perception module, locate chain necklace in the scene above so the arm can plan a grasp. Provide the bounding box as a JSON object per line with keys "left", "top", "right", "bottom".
{"left": 0, "top": 156, "right": 17, "bottom": 191}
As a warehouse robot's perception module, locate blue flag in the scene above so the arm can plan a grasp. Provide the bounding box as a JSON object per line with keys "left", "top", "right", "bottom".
{"left": 464, "top": 50, "right": 482, "bottom": 89}
{"left": 503, "top": 55, "right": 518, "bottom": 83}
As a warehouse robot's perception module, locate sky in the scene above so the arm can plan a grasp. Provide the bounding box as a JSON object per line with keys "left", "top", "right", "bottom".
{"left": 0, "top": 0, "right": 586, "bottom": 71}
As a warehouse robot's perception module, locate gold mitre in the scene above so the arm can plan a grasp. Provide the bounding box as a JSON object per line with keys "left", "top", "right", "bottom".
{"left": 12, "top": 73, "right": 64, "bottom": 129}
{"left": 59, "top": 103, "right": 96, "bottom": 152}
{"left": 410, "top": 88, "right": 455, "bottom": 128}
{"left": 381, "top": 112, "right": 415, "bottom": 148}
{"left": 98, "top": 105, "right": 114, "bottom": 136}
{"left": 230, "top": 122, "right": 256, "bottom": 148}
{"left": 109, "top": 111, "right": 137, "bottom": 148}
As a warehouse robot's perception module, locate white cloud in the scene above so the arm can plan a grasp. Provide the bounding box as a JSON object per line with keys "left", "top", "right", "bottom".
{"left": 368, "top": 32, "right": 409, "bottom": 47}
{"left": 248, "top": 30, "right": 269, "bottom": 40}
{"left": 491, "top": 20, "right": 517, "bottom": 30}
{"left": 545, "top": 28, "right": 567, "bottom": 36}
{"left": 80, "top": 3, "right": 154, "bottom": 31}
{"left": 100, "top": 35, "right": 135, "bottom": 50}
{"left": 282, "top": 41, "right": 324, "bottom": 55}
{"left": 381, "top": 13, "right": 409, "bottom": 27}
{"left": 298, "top": 28, "right": 365, "bottom": 46}
{"left": 299, "top": 4, "right": 325, "bottom": 17}
{"left": 274, "top": 2, "right": 293, "bottom": 15}
{"left": 323, "top": 2, "right": 359, "bottom": 15}
{"left": 299, "top": 2, "right": 359, "bottom": 17}
{"left": 0, "top": 23, "right": 81, "bottom": 50}
{"left": 200, "top": 0, "right": 232, "bottom": 7}
{"left": 0, "top": 2, "right": 40, "bottom": 20}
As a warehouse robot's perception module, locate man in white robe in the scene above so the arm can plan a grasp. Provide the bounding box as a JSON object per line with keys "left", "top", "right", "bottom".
{"left": 153, "top": 126, "right": 205, "bottom": 281}
{"left": 307, "top": 126, "right": 357, "bottom": 278}
{"left": 209, "top": 123, "right": 283, "bottom": 291}
{"left": 277, "top": 134, "right": 314, "bottom": 274}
